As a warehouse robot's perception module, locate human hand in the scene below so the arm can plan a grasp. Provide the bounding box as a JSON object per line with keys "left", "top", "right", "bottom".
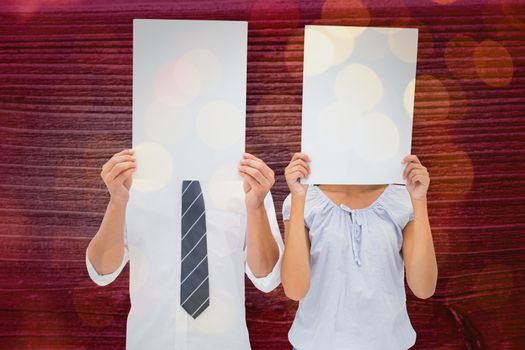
{"left": 238, "top": 153, "right": 275, "bottom": 210}
{"left": 285, "top": 152, "right": 310, "bottom": 198}
{"left": 100, "top": 148, "right": 137, "bottom": 207}
{"left": 402, "top": 154, "right": 430, "bottom": 201}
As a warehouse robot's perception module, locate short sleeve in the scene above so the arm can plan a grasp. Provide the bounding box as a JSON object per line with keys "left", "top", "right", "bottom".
{"left": 390, "top": 185, "right": 415, "bottom": 229}
{"left": 245, "top": 191, "right": 284, "bottom": 293}
{"left": 282, "top": 193, "right": 292, "bottom": 221}
{"left": 408, "top": 209, "right": 415, "bottom": 223}
{"left": 281, "top": 191, "right": 313, "bottom": 229}
{"left": 86, "top": 223, "right": 130, "bottom": 286}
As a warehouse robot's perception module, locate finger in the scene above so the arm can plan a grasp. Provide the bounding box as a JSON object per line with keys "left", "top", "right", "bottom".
{"left": 104, "top": 154, "right": 136, "bottom": 169}
{"left": 241, "top": 153, "right": 275, "bottom": 181}
{"left": 287, "top": 165, "right": 309, "bottom": 179}
{"left": 113, "top": 148, "right": 134, "bottom": 158}
{"left": 238, "top": 165, "right": 270, "bottom": 188}
{"left": 106, "top": 160, "right": 136, "bottom": 183}
{"left": 286, "top": 159, "right": 311, "bottom": 173}
{"left": 239, "top": 171, "right": 262, "bottom": 190}
{"left": 406, "top": 164, "right": 428, "bottom": 180}
{"left": 239, "top": 158, "right": 274, "bottom": 180}
{"left": 102, "top": 153, "right": 136, "bottom": 175}
{"left": 291, "top": 152, "right": 311, "bottom": 163}
{"left": 408, "top": 169, "right": 425, "bottom": 184}
{"left": 411, "top": 174, "right": 426, "bottom": 185}
{"left": 288, "top": 170, "right": 308, "bottom": 182}
{"left": 406, "top": 167, "right": 423, "bottom": 179}
{"left": 240, "top": 168, "right": 270, "bottom": 189}
{"left": 286, "top": 164, "right": 310, "bottom": 177}
{"left": 403, "top": 162, "right": 420, "bottom": 179}
{"left": 114, "top": 166, "right": 135, "bottom": 185}
{"left": 110, "top": 149, "right": 134, "bottom": 165}
{"left": 403, "top": 154, "right": 420, "bottom": 164}
{"left": 242, "top": 152, "right": 261, "bottom": 162}
{"left": 119, "top": 148, "right": 134, "bottom": 155}
{"left": 106, "top": 161, "right": 137, "bottom": 183}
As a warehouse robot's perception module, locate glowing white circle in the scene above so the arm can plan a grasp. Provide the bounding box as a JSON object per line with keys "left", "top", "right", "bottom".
{"left": 349, "top": 113, "right": 400, "bottom": 163}
{"left": 196, "top": 100, "right": 243, "bottom": 150}
{"left": 132, "top": 142, "right": 174, "bottom": 192}
{"left": 334, "top": 63, "right": 383, "bottom": 111}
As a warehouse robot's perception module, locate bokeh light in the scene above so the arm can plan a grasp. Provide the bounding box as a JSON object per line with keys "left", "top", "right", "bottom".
{"left": 432, "top": 0, "right": 457, "bottom": 5}
{"left": 334, "top": 63, "right": 383, "bottom": 112}
{"left": 11, "top": 0, "right": 82, "bottom": 22}
{"left": 388, "top": 28, "right": 419, "bottom": 63}
{"left": 303, "top": 27, "right": 335, "bottom": 77}
{"left": 385, "top": 18, "right": 434, "bottom": 60}
{"left": 319, "top": 25, "right": 366, "bottom": 66}
{"left": 132, "top": 142, "right": 174, "bottom": 193}
{"left": 153, "top": 48, "right": 221, "bottom": 105}
{"left": 321, "top": 0, "right": 371, "bottom": 26}
{"left": 250, "top": 0, "right": 300, "bottom": 29}
{"left": 128, "top": 244, "right": 151, "bottom": 293}
{"left": 349, "top": 113, "right": 400, "bottom": 163}
{"left": 404, "top": 78, "right": 416, "bottom": 119}
{"left": 354, "top": 28, "right": 390, "bottom": 61}
{"left": 414, "top": 75, "right": 451, "bottom": 122}
{"left": 315, "top": 101, "right": 358, "bottom": 150}
{"left": 473, "top": 39, "right": 513, "bottom": 88}
{"left": 283, "top": 28, "right": 305, "bottom": 80}
{"left": 445, "top": 34, "right": 478, "bottom": 80}
{"left": 196, "top": 100, "right": 244, "bottom": 150}
{"left": 207, "top": 163, "right": 244, "bottom": 213}
{"left": 154, "top": 58, "right": 201, "bottom": 105}
{"left": 144, "top": 99, "right": 192, "bottom": 146}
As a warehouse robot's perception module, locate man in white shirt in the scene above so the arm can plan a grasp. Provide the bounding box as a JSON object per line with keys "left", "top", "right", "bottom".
{"left": 86, "top": 149, "right": 283, "bottom": 350}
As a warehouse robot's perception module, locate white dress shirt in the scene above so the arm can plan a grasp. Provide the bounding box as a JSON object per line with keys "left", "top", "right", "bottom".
{"left": 86, "top": 180, "right": 284, "bottom": 350}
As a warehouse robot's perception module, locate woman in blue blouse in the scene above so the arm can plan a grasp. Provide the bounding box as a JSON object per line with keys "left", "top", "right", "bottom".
{"left": 280, "top": 152, "right": 437, "bottom": 350}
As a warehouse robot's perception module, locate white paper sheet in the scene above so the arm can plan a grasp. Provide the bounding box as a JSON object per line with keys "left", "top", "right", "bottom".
{"left": 301, "top": 25, "right": 419, "bottom": 185}
{"left": 132, "top": 19, "right": 247, "bottom": 193}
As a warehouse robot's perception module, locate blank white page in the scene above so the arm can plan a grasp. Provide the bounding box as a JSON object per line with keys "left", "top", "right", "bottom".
{"left": 301, "top": 25, "right": 418, "bottom": 185}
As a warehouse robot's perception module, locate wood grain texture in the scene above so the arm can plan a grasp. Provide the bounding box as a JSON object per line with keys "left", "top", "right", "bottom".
{"left": 1, "top": 0, "right": 524, "bottom": 349}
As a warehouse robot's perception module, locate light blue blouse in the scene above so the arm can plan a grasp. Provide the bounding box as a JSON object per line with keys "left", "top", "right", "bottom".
{"left": 282, "top": 184, "right": 417, "bottom": 350}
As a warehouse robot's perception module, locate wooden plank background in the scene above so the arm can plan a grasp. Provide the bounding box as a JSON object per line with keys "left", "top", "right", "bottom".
{"left": 0, "top": 0, "right": 524, "bottom": 349}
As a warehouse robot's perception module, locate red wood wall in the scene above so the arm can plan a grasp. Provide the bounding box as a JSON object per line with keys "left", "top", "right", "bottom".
{"left": 1, "top": 0, "right": 524, "bottom": 349}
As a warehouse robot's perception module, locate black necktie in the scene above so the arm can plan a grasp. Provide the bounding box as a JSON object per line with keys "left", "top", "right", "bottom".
{"left": 180, "top": 180, "right": 209, "bottom": 319}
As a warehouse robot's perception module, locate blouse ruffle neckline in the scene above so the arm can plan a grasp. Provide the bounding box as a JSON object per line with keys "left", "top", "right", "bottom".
{"left": 308, "top": 184, "right": 394, "bottom": 266}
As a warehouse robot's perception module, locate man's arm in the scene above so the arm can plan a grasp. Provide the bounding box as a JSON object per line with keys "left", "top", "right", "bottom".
{"left": 245, "top": 198, "right": 280, "bottom": 278}
{"left": 238, "top": 153, "right": 279, "bottom": 278}
{"left": 87, "top": 199, "right": 128, "bottom": 276}
{"left": 86, "top": 148, "right": 136, "bottom": 285}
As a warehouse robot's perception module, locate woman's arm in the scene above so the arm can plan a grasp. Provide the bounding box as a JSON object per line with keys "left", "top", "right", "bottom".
{"left": 282, "top": 196, "right": 311, "bottom": 300}
{"left": 87, "top": 148, "right": 136, "bottom": 275}
{"left": 401, "top": 155, "right": 438, "bottom": 299}
{"left": 281, "top": 152, "right": 312, "bottom": 301}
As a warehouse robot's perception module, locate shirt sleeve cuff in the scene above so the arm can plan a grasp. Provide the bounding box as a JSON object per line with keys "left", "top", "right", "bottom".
{"left": 244, "top": 191, "right": 284, "bottom": 293}
{"left": 245, "top": 235, "right": 283, "bottom": 293}
{"left": 86, "top": 246, "right": 129, "bottom": 286}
